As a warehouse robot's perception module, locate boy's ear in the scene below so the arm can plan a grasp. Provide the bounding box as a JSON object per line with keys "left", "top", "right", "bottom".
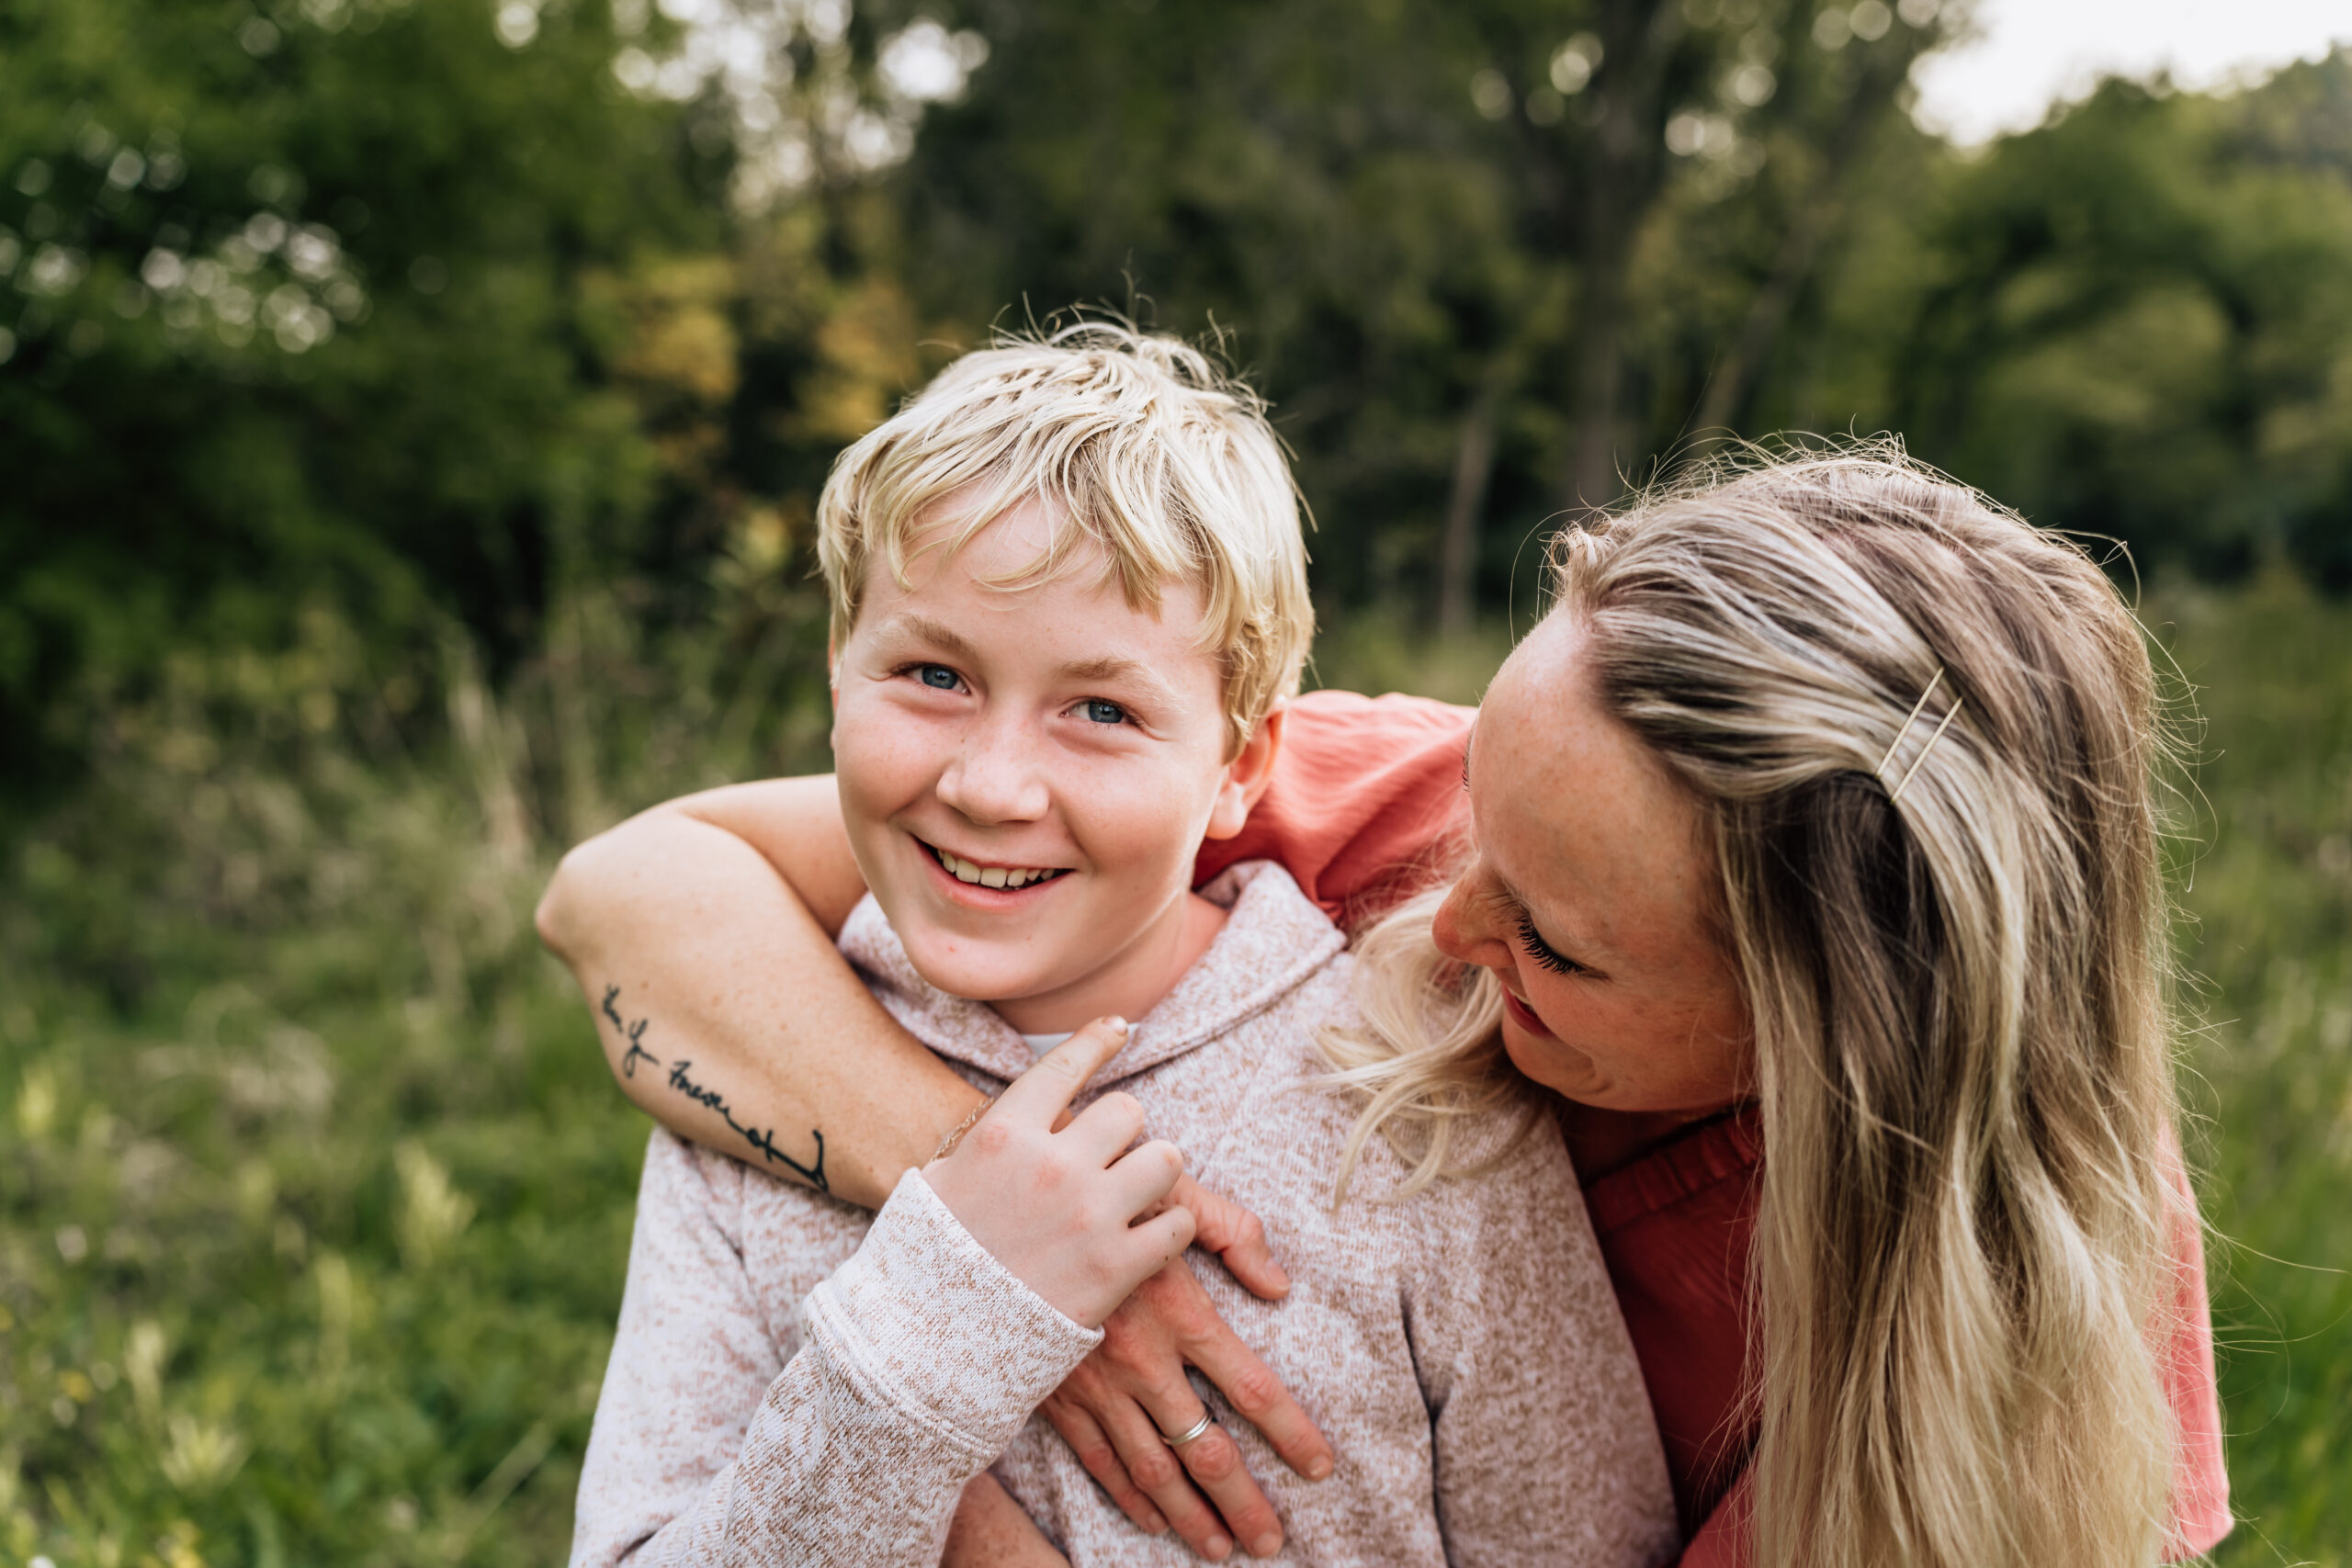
{"left": 1203, "top": 705, "right": 1286, "bottom": 841}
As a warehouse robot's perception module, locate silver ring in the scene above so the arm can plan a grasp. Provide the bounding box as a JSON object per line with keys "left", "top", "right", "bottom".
{"left": 1161, "top": 1411, "right": 1217, "bottom": 1449}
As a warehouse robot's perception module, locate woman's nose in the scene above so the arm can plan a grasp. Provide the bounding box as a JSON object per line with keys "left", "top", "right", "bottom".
{"left": 1432, "top": 869, "right": 1500, "bottom": 967}
{"left": 934, "top": 717, "right": 1048, "bottom": 824}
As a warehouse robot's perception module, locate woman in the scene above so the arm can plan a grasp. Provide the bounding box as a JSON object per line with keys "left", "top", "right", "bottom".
{"left": 539, "top": 450, "right": 2231, "bottom": 1565}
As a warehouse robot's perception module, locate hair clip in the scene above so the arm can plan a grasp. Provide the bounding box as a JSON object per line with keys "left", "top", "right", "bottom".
{"left": 1880, "top": 667, "right": 1962, "bottom": 805}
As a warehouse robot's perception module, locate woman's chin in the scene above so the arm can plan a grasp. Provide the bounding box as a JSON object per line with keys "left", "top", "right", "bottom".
{"left": 1499, "top": 1021, "right": 1605, "bottom": 1103}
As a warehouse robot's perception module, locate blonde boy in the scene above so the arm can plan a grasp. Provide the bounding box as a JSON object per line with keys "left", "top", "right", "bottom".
{"left": 571, "top": 327, "right": 1677, "bottom": 1567}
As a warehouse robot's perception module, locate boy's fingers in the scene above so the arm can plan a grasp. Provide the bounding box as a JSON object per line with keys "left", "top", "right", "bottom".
{"left": 1119, "top": 1198, "right": 1197, "bottom": 1274}
{"left": 1171, "top": 1176, "right": 1289, "bottom": 1300}
{"left": 1101, "top": 1140, "right": 1187, "bottom": 1224}
{"left": 1063, "top": 1090, "right": 1150, "bottom": 1166}
{"left": 994, "top": 1015, "right": 1128, "bottom": 1123}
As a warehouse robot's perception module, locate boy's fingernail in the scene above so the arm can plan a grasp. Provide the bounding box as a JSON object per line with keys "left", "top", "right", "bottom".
{"left": 1250, "top": 1532, "right": 1283, "bottom": 1557}
{"left": 1204, "top": 1535, "right": 1232, "bottom": 1560}
{"left": 1103, "top": 1015, "right": 1128, "bottom": 1033}
{"left": 1306, "top": 1454, "right": 1333, "bottom": 1480}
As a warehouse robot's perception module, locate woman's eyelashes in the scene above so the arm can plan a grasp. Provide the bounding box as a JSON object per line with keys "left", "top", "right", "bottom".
{"left": 1515, "top": 911, "right": 1584, "bottom": 976}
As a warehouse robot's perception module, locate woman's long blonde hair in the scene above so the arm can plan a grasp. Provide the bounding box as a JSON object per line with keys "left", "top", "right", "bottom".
{"left": 1324, "top": 446, "right": 2188, "bottom": 1567}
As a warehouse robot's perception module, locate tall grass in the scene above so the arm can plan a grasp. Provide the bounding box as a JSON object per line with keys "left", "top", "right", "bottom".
{"left": 1, "top": 578, "right": 2344, "bottom": 1565}
{"left": 2153, "top": 575, "right": 2352, "bottom": 1567}
{"left": 1, "top": 576, "right": 831, "bottom": 1567}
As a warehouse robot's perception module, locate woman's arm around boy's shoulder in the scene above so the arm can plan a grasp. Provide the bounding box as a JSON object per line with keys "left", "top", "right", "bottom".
{"left": 1403, "top": 1109, "right": 1682, "bottom": 1568}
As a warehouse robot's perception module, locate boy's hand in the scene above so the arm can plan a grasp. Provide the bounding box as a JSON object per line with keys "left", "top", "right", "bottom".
{"left": 1039, "top": 1246, "right": 1335, "bottom": 1562}
{"left": 922, "top": 1017, "right": 1196, "bottom": 1329}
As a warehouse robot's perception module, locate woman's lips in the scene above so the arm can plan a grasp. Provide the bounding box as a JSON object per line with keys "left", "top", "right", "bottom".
{"left": 1499, "top": 981, "right": 1554, "bottom": 1038}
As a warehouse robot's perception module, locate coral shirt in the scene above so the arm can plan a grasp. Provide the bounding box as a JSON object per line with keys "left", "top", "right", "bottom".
{"left": 1194, "top": 688, "right": 2233, "bottom": 1565}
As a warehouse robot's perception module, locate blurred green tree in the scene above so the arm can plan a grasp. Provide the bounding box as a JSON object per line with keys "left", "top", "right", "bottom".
{"left": 0, "top": 0, "right": 750, "bottom": 803}
{"left": 7, "top": 0, "right": 2352, "bottom": 809}
{"left": 886, "top": 0, "right": 1959, "bottom": 626}
{"left": 0, "top": 0, "right": 1007, "bottom": 805}
{"left": 1885, "top": 54, "right": 2352, "bottom": 584}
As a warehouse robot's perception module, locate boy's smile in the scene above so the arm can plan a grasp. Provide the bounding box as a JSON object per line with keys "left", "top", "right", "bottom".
{"left": 919, "top": 838, "right": 1069, "bottom": 892}
{"left": 830, "top": 494, "right": 1280, "bottom": 1034}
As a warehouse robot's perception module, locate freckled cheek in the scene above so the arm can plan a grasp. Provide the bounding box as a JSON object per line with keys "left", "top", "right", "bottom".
{"left": 1063, "top": 764, "right": 1211, "bottom": 874}
{"left": 834, "top": 704, "right": 950, "bottom": 807}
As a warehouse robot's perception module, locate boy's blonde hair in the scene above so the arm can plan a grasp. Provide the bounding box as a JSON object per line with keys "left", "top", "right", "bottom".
{"left": 814, "top": 321, "right": 1314, "bottom": 754}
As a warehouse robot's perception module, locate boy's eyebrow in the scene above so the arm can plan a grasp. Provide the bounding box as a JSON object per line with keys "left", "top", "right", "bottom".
{"left": 1057, "top": 653, "right": 1164, "bottom": 687}
{"left": 1057, "top": 653, "right": 1190, "bottom": 712}
{"left": 874, "top": 612, "right": 979, "bottom": 661}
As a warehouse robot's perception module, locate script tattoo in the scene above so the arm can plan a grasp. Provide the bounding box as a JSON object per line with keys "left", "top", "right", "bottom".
{"left": 598, "top": 984, "right": 828, "bottom": 1192}
{"left": 601, "top": 985, "right": 661, "bottom": 1080}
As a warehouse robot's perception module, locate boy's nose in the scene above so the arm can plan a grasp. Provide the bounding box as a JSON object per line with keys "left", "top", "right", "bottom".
{"left": 935, "top": 718, "right": 1050, "bottom": 825}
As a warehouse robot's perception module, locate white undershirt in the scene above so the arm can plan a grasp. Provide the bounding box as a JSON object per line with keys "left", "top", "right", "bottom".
{"left": 1019, "top": 1032, "right": 1073, "bottom": 1058}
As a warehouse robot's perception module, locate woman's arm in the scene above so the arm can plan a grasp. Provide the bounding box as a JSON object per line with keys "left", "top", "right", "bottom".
{"left": 537, "top": 775, "right": 978, "bottom": 1209}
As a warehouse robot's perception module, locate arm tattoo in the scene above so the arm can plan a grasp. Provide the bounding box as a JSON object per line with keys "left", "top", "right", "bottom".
{"left": 598, "top": 984, "right": 829, "bottom": 1193}
{"left": 601, "top": 985, "right": 661, "bottom": 1080}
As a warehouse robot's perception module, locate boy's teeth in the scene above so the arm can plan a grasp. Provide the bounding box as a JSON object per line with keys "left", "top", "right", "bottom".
{"left": 936, "top": 848, "right": 1057, "bottom": 888}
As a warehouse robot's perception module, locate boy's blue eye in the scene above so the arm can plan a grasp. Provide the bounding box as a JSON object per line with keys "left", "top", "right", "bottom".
{"left": 917, "top": 664, "right": 959, "bottom": 691}
{"left": 1080, "top": 699, "right": 1127, "bottom": 725}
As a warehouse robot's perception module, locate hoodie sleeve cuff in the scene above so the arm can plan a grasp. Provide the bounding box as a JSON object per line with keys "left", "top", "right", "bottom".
{"left": 799, "top": 1168, "right": 1102, "bottom": 1459}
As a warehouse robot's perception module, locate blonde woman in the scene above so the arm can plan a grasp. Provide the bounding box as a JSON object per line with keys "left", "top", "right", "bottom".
{"left": 540, "top": 450, "right": 2231, "bottom": 1565}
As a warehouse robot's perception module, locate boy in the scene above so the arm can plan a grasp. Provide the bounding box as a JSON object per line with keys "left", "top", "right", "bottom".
{"left": 571, "top": 326, "right": 1676, "bottom": 1566}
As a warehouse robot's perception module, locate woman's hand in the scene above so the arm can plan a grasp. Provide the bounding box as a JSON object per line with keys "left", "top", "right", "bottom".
{"left": 1039, "top": 1184, "right": 1336, "bottom": 1562}
{"left": 922, "top": 1017, "right": 1197, "bottom": 1329}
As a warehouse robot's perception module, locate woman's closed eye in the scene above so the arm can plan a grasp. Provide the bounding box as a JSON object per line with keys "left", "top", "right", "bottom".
{"left": 1516, "top": 911, "right": 1585, "bottom": 976}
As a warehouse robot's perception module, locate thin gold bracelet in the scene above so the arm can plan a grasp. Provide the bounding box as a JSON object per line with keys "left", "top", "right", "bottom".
{"left": 932, "top": 1095, "right": 996, "bottom": 1163}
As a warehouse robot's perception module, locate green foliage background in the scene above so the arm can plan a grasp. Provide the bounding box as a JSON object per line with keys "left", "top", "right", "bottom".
{"left": 3, "top": 0, "right": 2349, "bottom": 1562}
